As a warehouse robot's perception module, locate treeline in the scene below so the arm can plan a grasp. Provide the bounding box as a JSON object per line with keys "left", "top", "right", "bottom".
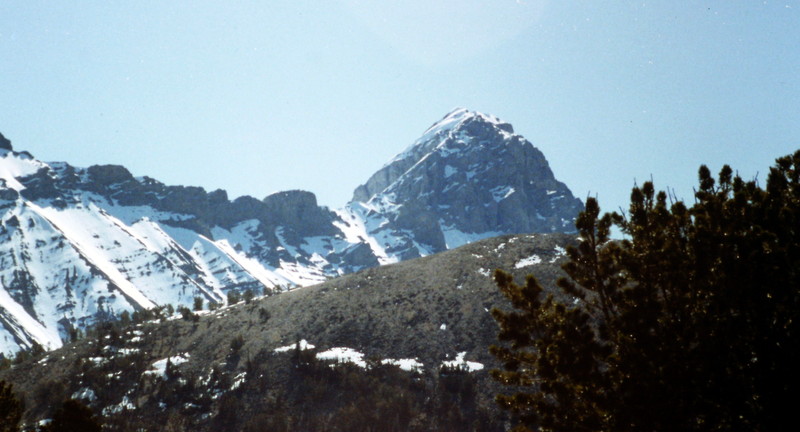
{"left": 1, "top": 380, "right": 101, "bottom": 432}
{"left": 3, "top": 329, "right": 505, "bottom": 431}
{"left": 98, "top": 344, "right": 505, "bottom": 432}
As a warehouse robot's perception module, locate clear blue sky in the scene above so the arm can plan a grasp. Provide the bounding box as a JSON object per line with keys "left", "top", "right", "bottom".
{"left": 1, "top": 1, "right": 798, "bottom": 216}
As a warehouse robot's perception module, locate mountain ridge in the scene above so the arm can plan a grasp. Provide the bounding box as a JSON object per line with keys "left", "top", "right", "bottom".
{"left": 0, "top": 108, "right": 582, "bottom": 356}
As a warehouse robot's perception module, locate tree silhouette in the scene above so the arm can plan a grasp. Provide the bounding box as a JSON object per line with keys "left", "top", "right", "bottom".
{"left": 491, "top": 151, "right": 800, "bottom": 431}
{"left": 39, "top": 399, "right": 101, "bottom": 432}
{"left": 0, "top": 380, "right": 23, "bottom": 432}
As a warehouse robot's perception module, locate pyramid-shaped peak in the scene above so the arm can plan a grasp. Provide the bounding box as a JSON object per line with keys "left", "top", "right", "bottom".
{"left": 352, "top": 108, "right": 528, "bottom": 206}
{"left": 350, "top": 108, "right": 582, "bottom": 254}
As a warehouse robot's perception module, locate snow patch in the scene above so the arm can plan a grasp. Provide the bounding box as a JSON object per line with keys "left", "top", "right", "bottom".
{"left": 231, "top": 372, "right": 247, "bottom": 390}
{"left": 550, "top": 245, "right": 567, "bottom": 263}
{"left": 71, "top": 387, "right": 97, "bottom": 402}
{"left": 440, "top": 222, "right": 502, "bottom": 250}
{"left": 25, "top": 202, "right": 158, "bottom": 309}
{"left": 145, "top": 353, "right": 190, "bottom": 378}
{"left": 381, "top": 358, "right": 424, "bottom": 373}
{"left": 490, "top": 185, "right": 515, "bottom": 202}
{"left": 442, "top": 352, "right": 484, "bottom": 372}
{"left": 274, "top": 339, "right": 315, "bottom": 353}
{"left": 212, "top": 237, "right": 284, "bottom": 290}
{"left": 335, "top": 205, "right": 401, "bottom": 266}
{"left": 102, "top": 395, "right": 135, "bottom": 415}
{"left": 316, "top": 347, "right": 367, "bottom": 368}
{"left": 0, "top": 150, "right": 49, "bottom": 191}
{"left": 515, "top": 255, "right": 542, "bottom": 268}
{"left": 118, "top": 347, "right": 139, "bottom": 356}
{"left": 0, "top": 282, "right": 63, "bottom": 351}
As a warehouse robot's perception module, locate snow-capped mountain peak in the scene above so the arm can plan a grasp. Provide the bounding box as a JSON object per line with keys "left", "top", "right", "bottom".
{"left": 389, "top": 108, "right": 514, "bottom": 171}
{"left": 348, "top": 109, "right": 582, "bottom": 260}
{"left": 0, "top": 110, "right": 581, "bottom": 356}
{"left": 419, "top": 108, "right": 512, "bottom": 141}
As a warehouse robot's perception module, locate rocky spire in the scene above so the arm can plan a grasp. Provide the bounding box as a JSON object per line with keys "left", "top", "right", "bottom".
{"left": 0, "top": 132, "right": 12, "bottom": 151}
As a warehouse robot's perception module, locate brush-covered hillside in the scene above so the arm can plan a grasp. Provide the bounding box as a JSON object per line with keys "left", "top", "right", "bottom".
{"left": 1, "top": 232, "right": 575, "bottom": 431}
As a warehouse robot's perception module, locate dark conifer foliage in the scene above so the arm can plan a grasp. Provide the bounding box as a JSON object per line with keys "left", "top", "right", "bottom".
{"left": 38, "top": 399, "right": 101, "bottom": 432}
{"left": 491, "top": 151, "right": 800, "bottom": 431}
{"left": 0, "top": 381, "right": 23, "bottom": 432}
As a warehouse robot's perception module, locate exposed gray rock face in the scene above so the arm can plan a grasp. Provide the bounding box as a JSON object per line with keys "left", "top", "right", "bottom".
{"left": 0, "top": 132, "right": 12, "bottom": 151}
{"left": 262, "top": 190, "right": 337, "bottom": 238}
{"left": 347, "top": 108, "right": 583, "bottom": 258}
{"left": 87, "top": 164, "right": 135, "bottom": 186}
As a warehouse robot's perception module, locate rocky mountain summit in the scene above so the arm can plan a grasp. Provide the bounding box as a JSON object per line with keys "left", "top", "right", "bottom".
{"left": 0, "top": 109, "right": 582, "bottom": 356}
{"left": 347, "top": 108, "right": 583, "bottom": 259}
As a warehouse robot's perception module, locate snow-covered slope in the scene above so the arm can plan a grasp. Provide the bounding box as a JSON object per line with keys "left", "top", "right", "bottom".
{"left": 0, "top": 149, "right": 301, "bottom": 356}
{"left": 0, "top": 109, "right": 581, "bottom": 356}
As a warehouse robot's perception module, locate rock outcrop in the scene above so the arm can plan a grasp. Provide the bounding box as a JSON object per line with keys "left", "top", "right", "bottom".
{"left": 0, "top": 132, "right": 12, "bottom": 151}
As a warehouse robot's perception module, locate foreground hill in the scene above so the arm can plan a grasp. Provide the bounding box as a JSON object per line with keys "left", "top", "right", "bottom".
{"left": 0, "top": 109, "right": 582, "bottom": 356}
{"left": 0, "top": 232, "right": 575, "bottom": 431}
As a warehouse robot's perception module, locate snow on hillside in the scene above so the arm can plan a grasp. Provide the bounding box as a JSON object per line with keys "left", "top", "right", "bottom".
{"left": 333, "top": 205, "right": 401, "bottom": 265}
{"left": 0, "top": 151, "right": 304, "bottom": 355}
{"left": 0, "top": 149, "right": 47, "bottom": 191}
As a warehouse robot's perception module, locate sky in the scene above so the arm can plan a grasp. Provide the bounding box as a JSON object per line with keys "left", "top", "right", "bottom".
{"left": 1, "top": 1, "right": 799, "bottom": 216}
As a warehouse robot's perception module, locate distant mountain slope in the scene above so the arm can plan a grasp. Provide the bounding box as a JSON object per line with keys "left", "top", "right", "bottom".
{"left": 0, "top": 233, "right": 575, "bottom": 430}
{"left": 0, "top": 109, "right": 581, "bottom": 355}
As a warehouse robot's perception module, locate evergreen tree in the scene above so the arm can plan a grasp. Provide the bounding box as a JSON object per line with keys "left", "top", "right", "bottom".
{"left": 39, "top": 399, "right": 101, "bottom": 432}
{"left": 227, "top": 291, "right": 241, "bottom": 305}
{"left": 491, "top": 151, "right": 800, "bottom": 431}
{"left": 0, "top": 381, "right": 23, "bottom": 432}
{"left": 243, "top": 289, "right": 255, "bottom": 304}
